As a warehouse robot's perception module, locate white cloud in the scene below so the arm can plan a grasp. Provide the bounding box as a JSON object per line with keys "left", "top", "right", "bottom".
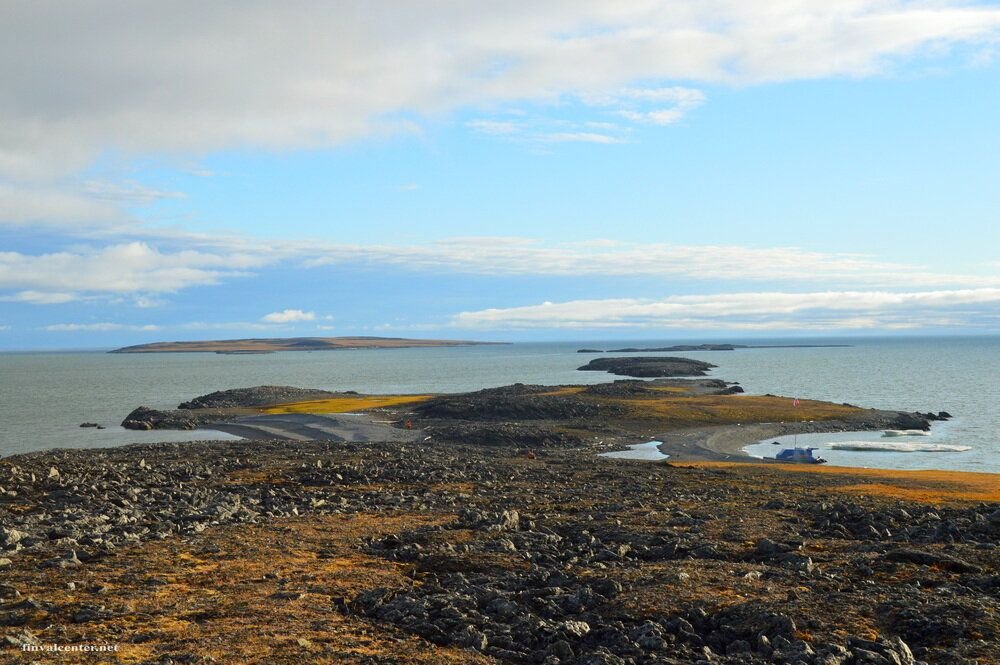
{"left": 466, "top": 85, "right": 703, "bottom": 144}
{"left": 0, "top": 182, "right": 125, "bottom": 228}
{"left": 175, "top": 321, "right": 275, "bottom": 331}
{"left": 452, "top": 288, "right": 1000, "bottom": 330}
{"left": 262, "top": 309, "right": 316, "bottom": 323}
{"left": 1, "top": 1, "right": 998, "bottom": 184}
{"left": 592, "top": 86, "right": 707, "bottom": 125}
{"left": 82, "top": 180, "right": 185, "bottom": 205}
{"left": 133, "top": 296, "right": 164, "bottom": 308}
{"left": 5, "top": 234, "right": 1000, "bottom": 309}
{"left": 0, "top": 0, "right": 996, "bottom": 245}
{"left": 466, "top": 120, "right": 522, "bottom": 135}
{"left": 302, "top": 237, "right": 1000, "bottom": 289}
{"left": 541, "top": 132, "right": 624, "bottom": 144}
{"left": 45, "top": 322, "right": 160, "bottom": 332}
{"left": 0, "top": 242, "right": 263, "bottom": 299}
{"left": 3, "top": 290, "right": 78, "bottom": 304}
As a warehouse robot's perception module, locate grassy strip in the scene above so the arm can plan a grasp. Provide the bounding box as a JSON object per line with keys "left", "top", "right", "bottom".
{"left": 262, "top": 395, "right": 433, "bottom": 414}
{"left": 685, "top": 462, "right": 1000, "bottom": 504}
{"left": 617, "top": 395, "right": 861, "bottom": 426}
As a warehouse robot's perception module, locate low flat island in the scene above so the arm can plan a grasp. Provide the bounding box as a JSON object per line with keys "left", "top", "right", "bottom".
{"left": 109, "top": 335, "right": 504, "bottom": 354}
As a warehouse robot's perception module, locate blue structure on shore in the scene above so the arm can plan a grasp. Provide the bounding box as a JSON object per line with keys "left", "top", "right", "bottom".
{"left": 774, "top": 447, "right": 826, "bottom": 464}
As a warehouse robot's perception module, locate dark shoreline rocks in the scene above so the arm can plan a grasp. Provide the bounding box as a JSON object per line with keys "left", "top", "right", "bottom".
{"left": 121, "top": 406, "right": 211, "bottom": 430}
{"left": 578, "top": 356, "right": 716, "bottom": 378}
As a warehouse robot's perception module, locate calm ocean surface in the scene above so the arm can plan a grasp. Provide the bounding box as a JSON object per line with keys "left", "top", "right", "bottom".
{"left": 1, "top": 336, "right": 997, "bottom": 472}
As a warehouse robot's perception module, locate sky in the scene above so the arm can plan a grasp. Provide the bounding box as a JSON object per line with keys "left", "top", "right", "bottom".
{"left": 1, "top": 1, "right": 999, "bottom": 349}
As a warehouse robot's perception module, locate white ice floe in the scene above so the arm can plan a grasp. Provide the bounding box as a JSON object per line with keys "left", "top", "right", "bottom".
{"left": 830, "top": 441, "right": 971, "bottom": 453}
{"left": 600, "top": 441, "right": 668, "bottom": 461}
{"left": 882, "top": 429, "right": 931, "bottom": 437}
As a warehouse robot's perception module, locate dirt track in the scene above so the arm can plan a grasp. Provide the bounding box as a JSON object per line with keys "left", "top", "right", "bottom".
{"left": 209, "top": 412, "right": 423, "bottom": 443}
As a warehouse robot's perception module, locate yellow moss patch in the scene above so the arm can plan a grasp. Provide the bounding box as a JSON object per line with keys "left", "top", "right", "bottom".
{"left": 262, "top": 394, "right": 433, "bottom": 414}
{"left": 537, "top": 386, "right": 586, "bottom": 396}
{"left": 617, "top": 395, "right": 860, "bottom": 426}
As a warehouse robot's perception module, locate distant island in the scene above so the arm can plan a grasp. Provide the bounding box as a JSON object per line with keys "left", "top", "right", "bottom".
{"left": 109, "top": 336, "right": 503, "bottom": 354}
{"left": 577, "top": 343, "right": 852, "bottom": 353}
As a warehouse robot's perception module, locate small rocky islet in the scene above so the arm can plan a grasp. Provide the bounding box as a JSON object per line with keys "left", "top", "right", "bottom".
{"left": 577, "top": 357, "right": 718, "bottom": 378}
{"left": 1, "top": 362, "right": 995, "bottom": 664}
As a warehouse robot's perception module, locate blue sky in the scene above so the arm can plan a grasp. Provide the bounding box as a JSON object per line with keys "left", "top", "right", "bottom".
{"left": 2, "top": 2, "right": 1000, "bottom": 348}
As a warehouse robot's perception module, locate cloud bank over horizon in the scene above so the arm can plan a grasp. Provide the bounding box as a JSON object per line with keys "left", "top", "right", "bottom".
{"left": 1, "top": 2, "right": 999, "bottom": 345}
{"left": 452, "top": 288, "right": 1000, "bottom": 331}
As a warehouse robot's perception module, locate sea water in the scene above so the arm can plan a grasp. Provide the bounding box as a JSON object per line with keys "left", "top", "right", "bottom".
{"left": 0, "top": 336, "right": 997, "bottom": 472}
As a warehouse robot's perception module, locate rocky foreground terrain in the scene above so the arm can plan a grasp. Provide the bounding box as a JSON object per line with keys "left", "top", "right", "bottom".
{"left": 0, "top": 436, "right": 997, "bottom": 664}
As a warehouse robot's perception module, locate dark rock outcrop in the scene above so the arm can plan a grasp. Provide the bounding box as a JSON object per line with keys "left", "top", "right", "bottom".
{"left": 426, "top": 423, "right": 586, "bottom": 448}
{"left": 415, "top": 384, "right": 622, "bottom": 421}
{"left": 178, "top": 386, "right": 340, "bottom": 409}
{"left": 582, "top": 381, "right": 659, "bottom": 397}
{"left": 883, "top": 548, "right": 982, "bottom": 573}
{"left": 121, "top": 407, "right": 205, "bottom": 431}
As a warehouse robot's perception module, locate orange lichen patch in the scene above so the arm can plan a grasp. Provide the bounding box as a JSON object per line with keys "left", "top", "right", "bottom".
{"left": 612, "top": 561, "right": 758, "bottom": 616}
{"left": 686, "top": 462, "right": 1000, "bottom": 504}
{"left": 428, "top": 482, "right": 478, "bottom": 494}
{"left": 617, "top": 395, "right": 860, "bottom": 427}
{"left": 221, "top": 468, "right": 294, "bottom": 485}
{"left": 834, "top": 480, "right": 1000, "bottom": 504}
{"left": 262, "top": 394, "right": 433, "bottom": 414}
{"left": 0, "top": 513, "right": 490, "bottom": 665}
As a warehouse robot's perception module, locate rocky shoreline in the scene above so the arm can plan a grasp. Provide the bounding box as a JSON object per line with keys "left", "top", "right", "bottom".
{"left": 118, "top": 380, "right": 940, "bottom": 464}
{"left": 0, "top": 437, "right": 996, "bottom": 664}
